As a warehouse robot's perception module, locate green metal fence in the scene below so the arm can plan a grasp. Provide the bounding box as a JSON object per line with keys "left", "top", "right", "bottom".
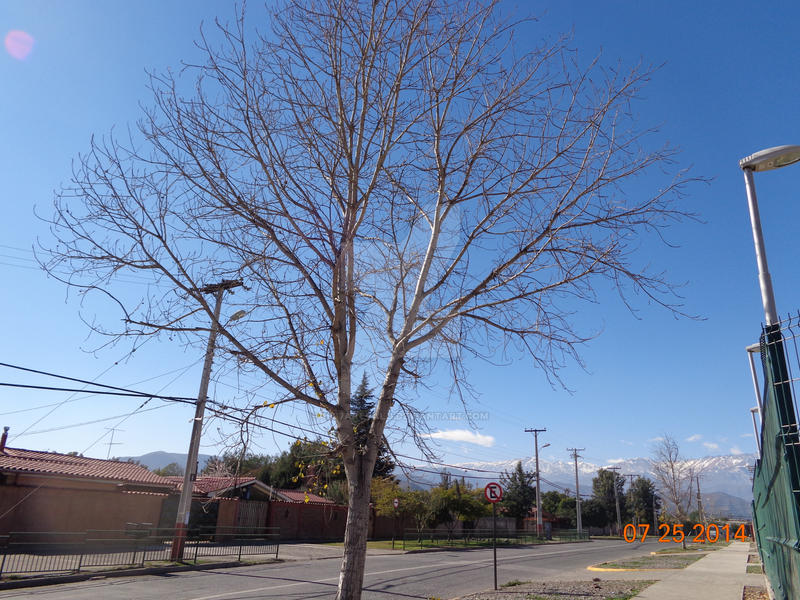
{"left": 752, "top": 319, "right": 800, "bottom": 600}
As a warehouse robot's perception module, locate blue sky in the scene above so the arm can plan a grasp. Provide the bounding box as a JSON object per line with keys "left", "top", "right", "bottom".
{"left": 2, "top": 1, "right": 798, "bottom": 471}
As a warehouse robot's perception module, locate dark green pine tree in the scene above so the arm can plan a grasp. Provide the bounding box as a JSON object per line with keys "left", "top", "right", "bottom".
{"left": 351, "top": 373, "right": 395, "bottom": 478}
{"left": 500, "top": 461, "right": 537, "bottom": 521}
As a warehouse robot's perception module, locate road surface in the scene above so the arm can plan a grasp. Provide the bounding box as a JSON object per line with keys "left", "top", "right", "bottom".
{"left": 3, "top": 539, "right": 662, "bottom": 599}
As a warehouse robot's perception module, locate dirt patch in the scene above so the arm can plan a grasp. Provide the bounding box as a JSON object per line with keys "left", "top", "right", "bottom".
{"left": 743, "top": 586, "right": 769, "bottom": 600}
{"left": 747, "top": 554, "right": 761, "bottom": 564}
{"left": 460, "top": 579, "right": 656, "bottom": 600}
{"left": 594, "top": 553, "right": 704, "bottom": 570}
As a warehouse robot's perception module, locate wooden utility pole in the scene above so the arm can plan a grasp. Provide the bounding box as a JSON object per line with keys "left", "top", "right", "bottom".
{"left": 623, "top": 474, "right": 640, "bottom": 525}
{"left": 606, "top": 466, "right": 623, "bottom": 536}
{"left": 171, "top": 279, "right": 242, "bottom": 561}
{"left": 696, "top": 476, "right": 707, "bottom": 526}
{"left": 525, "top": 428, "right": 546, "bottom": 537}
{"left": 567, "top": 448, "right": 585, "bottom": 536}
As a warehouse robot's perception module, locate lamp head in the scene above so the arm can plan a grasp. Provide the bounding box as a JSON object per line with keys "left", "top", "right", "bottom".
{"left": 739, "top": 145, "right": 800, "bottom": 172}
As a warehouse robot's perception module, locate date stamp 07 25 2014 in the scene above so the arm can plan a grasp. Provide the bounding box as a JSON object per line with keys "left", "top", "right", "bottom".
{"left": 622, "top": 523, "right": 750, "bottom": 544}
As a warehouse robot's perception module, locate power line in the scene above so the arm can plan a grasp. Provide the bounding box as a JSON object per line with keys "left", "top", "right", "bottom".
{"left": 0, "top": 363, "right": 200, "bottom": 416}
{"left": 0, "top": 362, "right": 197, "bottom": 402}
{"left": 17, "top": 405, "right": 169, "bottom": 436}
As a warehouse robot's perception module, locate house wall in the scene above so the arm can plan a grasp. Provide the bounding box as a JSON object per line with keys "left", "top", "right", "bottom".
{"left": 0, "top": 473, "right": 168, "bottom": 534}
{"left": 266, "top": 500, "right": 347, "bottom": 540}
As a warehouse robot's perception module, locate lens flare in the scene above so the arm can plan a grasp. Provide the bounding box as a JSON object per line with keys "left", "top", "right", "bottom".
{"left": 5, "top": 30, "right": 34, "bottom": 60}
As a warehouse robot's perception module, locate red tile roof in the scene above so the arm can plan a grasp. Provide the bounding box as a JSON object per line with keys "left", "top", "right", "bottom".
{"left": 164, "top": 476, "right": 335, "bottom": 504}
{"left": 275, "top": 489, "right": 334, "bottom": 504}
{"left": 165, "top": 476, "right": 257, "bottom": 494}
{"left": 0, "top": 447, "right": 174, "bottom": 488}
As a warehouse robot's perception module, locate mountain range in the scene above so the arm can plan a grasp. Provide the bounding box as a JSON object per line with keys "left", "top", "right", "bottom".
{"left": 400, "top": 453, "right": 756, "bottom": 518}
{"left": 116, "top": 450, "right": 213, "bottom": 472}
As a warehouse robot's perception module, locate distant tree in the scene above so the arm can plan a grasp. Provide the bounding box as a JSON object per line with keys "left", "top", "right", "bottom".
{"left": 541, "top": 491, "right": 567, "bottom": 517}
{"left": 650, "top": 435, "right": 694, "bottom": 523}
{"left": 405, "top": 490, "right": 436, "bottom": 536}
{"left": 500, "top": 461, "right": 537, "bottom": 523}
{"left": 626, "top": 477, "right": 659, "bottom": 526}
{"left": 651, "top": 435, "right": 696, "bottom": 548}
{"left": 592, "top": 469, "right": 626, "bottom": 530}
{"left": 555, "top": 496, "right": 577, "bottom": 528}
{"left": 201, "top": 452, "right": 272, "bottom": 477}
{"left": 202, "top": 456, "right": 233, "bottom": 477}
{"left": 580, "top": 498, "right": 607, "bottom": 529}
{"left": 255, "top": 439, "right": 345, "bottom": 492}
{"left": 351, "top": 374, "right": 395, "bottom": 478}
{"left": 153, "top": 462, "right": 184, "bottom": 477}
{"left": 371, "top": 477, "right": 404, "bottom": 517}
{"left": 429, "top": 480, "right": 488, "bottom": 538}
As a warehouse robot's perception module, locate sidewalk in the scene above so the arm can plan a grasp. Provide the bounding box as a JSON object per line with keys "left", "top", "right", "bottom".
{"left": 635, "top": 542, "right": 765, "bottom": 599}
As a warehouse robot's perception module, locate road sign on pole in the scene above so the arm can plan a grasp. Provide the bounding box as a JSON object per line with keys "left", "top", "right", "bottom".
{"left": 484, "top": 482, "right": 503, "bottom": 589}
{"left": 484, "top": 482, "right": 503, "bottom": 503}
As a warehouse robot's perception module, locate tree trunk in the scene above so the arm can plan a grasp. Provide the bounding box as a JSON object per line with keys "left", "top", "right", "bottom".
{"left": 336, "top": 471, "right": 372, "bottom": 600}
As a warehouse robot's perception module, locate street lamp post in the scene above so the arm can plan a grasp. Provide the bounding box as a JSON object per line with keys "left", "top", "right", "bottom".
{"left": 739, "top": 145, "right": 800, "bottom": 326}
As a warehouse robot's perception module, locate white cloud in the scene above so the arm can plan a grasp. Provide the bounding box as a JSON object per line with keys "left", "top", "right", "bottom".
{"left": 741, "top": 433, "right": 754, "bottom": 438}
{"left": 703, "top": 442, "right": 719, "bottom": 450}
{"left": 619, "top": 440, "right": 634, "bottom": 446}
{"left": 423, "top": 429, "right": 495, "bottom": 447}
{"left": 647, "top": 436, "right": 665, "bottom": 443}
{"left": 730, "top": 446, "right": 744, "bottom": 455}
{"left": 686, "top": 434, "right": 702, "bottom": 442}
{"left": 607, "top": 458, "right": 625, "bottom": 464}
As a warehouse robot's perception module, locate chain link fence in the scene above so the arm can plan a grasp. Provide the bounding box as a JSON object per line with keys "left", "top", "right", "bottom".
{"left": 752, "top": 318, "right": 800, "bottom": 600}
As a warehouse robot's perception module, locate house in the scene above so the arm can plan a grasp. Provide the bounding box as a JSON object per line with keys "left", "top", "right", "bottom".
{"left": 0, "top": 429, "right": 359, "bottom": 541}
{"left": 163, "top": 476, "right": 346, "bottom": 539}
{"left": 0, "top": 434, "right": 175, "bottom": 534}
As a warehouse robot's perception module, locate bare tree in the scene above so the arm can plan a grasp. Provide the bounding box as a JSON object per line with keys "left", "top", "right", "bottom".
{"left": 650, "top": 435, "right": 696, "bottom": 547}
{"left": 42, "top": 0, "right": 695, "bottom": 597}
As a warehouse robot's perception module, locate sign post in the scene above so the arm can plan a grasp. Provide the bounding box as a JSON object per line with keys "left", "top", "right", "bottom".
{"left": 484, "top": 482, "right": 503, "bottom": 590}
{"left": 392, "top": 498, "right": 399, "bottom": 549}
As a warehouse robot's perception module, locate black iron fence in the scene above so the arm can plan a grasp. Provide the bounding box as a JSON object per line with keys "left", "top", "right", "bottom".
{"left": 401, "top": 527, "right": 588, "bottom": 549}
{"left": 0, "top": 526, "right": 280, "bottom": 577}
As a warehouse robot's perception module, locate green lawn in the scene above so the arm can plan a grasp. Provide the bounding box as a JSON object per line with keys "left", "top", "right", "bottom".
{"left": 747, "top": 564, "right": 763, "bottom": 574}
{"left": 653, "top": 542, "right": 729, "bottom": 554}
{"left": 596, "top": 553, "right": 706, "bottom": 570}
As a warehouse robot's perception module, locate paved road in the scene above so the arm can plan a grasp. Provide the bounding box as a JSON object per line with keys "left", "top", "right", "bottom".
{"left": 2, "top": 540, "right": 662, "bottom": 600}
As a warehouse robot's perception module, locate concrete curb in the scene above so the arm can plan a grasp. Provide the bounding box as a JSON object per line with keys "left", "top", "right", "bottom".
{"left": 0, "top": 558, "right": 280, "bottom": 591}
{"left": 649, "top": 551, "right": 708, "bottom": 556}
{"left": 587, "top": 565, "right": 667, "bottom": 572}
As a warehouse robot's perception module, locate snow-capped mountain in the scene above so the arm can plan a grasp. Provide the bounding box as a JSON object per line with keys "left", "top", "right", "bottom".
{"left": 402, "top": 453, "right": 757, "bottom": 504}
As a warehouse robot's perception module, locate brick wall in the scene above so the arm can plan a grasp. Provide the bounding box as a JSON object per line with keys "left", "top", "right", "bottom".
{"left": 0, "top": 474, "right": 166, "bottom": 534}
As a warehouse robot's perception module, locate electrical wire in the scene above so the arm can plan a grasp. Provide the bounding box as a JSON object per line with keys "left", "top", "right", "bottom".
{"left": 0, "top": 362, "right": 197, "bottom": 402}
{"left": 1, "top": 363, "right": 588, "bottom": 497}
{"left": 18, "top": 405, "right": 170, "bottom": 436}
{"left": 0, "top": 363, "right": 204, "bottom": 416}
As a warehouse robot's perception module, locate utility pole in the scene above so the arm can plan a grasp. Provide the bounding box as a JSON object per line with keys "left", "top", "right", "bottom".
{"left": 623, "top": 474, "right": 639, "bottom": 525}
{"left": 696, "top": 476, "right": 707, "bottom": 526}
{"left": 652, "top": 489, "right": 659, "bottom": 529}
{"left": 567, "top": 448, "right": 585, "bottom": 537}
{"left": 606, "top": 466, "right": 623, "bottom": 536}
{"left": 525, "top": 428, "right": 546, "bottom": 537}
{"left": 171, "top": 279, "right": 242, "bottom": 561}
{"left": 105, "top": 427, "right": 124, "bottom": 460}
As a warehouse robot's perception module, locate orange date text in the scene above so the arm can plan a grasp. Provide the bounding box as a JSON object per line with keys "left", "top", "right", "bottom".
{"left": 622, "top": 523, "right": 748, "bottom": 543}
